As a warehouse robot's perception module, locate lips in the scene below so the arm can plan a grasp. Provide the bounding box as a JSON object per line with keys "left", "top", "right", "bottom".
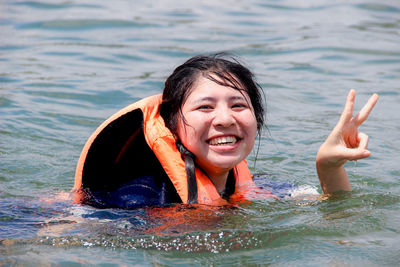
{"left": 207, "top": 135, "right": 239, "bottom": 146}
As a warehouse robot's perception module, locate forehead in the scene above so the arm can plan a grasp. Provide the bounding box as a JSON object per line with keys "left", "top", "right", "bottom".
{"left": 184, "top": 74, "right": 249, "bottom": 102}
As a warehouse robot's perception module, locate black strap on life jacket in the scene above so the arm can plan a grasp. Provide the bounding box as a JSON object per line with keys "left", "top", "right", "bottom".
{"left": 176, "top": 141, "right": 198, "bottom": 204}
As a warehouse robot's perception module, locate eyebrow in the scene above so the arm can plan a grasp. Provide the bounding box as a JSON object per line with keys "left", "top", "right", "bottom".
{"left": 190, "top": 95, "right": 248, "bottom": 105}
{"left": 191, "top": 97, "right": 215, "bottom": 104}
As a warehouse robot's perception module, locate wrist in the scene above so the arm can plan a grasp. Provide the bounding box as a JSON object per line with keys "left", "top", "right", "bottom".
{"left": 316, "top": 161, "right": 351, "bottom": 194}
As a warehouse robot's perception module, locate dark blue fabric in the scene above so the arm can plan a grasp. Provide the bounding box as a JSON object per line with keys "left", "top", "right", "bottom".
{"left": 85, "top": 176, "right": 181, "bottom": 209}
{"left": 259, "top": 180, "right": 297, "bottom": 198}
{"left": 84, "top": 176, "right": 297, "bottom": 209}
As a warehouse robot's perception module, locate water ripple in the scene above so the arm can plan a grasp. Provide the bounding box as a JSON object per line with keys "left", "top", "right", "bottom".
{"left": 14, "top": 1, "right": 102, "bottom": 10}
{"left": 17, "top": 19, "right": 158, "bottom": 31}
{"left": 355, "top": 3, "right": 400, "bottom": 13}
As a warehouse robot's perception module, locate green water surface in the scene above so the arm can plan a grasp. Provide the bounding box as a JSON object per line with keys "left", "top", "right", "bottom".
{"left": 1, "top": 0, "right": 400, "bottom": 266}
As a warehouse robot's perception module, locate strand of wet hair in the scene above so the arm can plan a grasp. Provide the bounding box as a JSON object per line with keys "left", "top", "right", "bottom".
{"left": 176, "top": 140, "right": 198, "bottom": 204}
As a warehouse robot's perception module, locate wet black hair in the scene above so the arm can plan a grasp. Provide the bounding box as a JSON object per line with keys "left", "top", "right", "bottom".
{"left": 159, "top": 53, "right": 265, "bottom": 203}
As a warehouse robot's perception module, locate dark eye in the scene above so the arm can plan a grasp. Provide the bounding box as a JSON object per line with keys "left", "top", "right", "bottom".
{"left": 197, "top": 105, "right": 212, "bottom": 110}
{"left": 232, "top": 103, "right": 247, "bottom": 109}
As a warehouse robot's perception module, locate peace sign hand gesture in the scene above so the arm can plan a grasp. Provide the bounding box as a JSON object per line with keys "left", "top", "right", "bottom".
{"left": 316, "top": 89, "right": 379, "bottom": 194}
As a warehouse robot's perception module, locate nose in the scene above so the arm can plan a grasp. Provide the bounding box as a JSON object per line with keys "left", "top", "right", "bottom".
{"left": 213, "top": 106, "right": 235, "bottom": 128}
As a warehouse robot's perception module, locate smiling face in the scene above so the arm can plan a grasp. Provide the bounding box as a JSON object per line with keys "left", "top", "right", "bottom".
{"left": 176, "top": 75, "right": 258, "bottom": 180}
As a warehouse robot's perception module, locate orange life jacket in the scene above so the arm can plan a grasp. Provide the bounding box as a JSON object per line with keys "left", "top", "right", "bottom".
{"left": 73, "top": 94, "right": 273, "bottom": 205}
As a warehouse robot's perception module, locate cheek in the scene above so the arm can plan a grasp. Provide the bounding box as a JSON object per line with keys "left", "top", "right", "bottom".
{"left": 176, "top": 113, "right": 211, "bottom": 154}
{"left": 176, "top": 116, "right": 198, "bottom": 150}
{"left": 250, "top": 119, "right": 258, "bottom": 138}
{"left": 242, "top": 115, "right": 258, "bottom": 152}
{"left": 176, "top": 118, "right": 187, "bottom": 143}
{"left": 243, "top": 112, "right": 258, "bottom": 136}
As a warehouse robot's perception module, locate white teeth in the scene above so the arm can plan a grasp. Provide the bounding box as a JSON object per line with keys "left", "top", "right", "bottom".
{"left": 209, "top": 136, "right": 237, "bottom": 145}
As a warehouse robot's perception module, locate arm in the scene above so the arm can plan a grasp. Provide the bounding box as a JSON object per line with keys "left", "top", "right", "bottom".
{"left": 316, "top": 89, "right": 379, "bottom": 194}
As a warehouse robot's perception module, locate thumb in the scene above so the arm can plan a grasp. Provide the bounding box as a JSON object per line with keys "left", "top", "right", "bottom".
{"left": 341, "top": 147, "right": 371, "bottom": 161}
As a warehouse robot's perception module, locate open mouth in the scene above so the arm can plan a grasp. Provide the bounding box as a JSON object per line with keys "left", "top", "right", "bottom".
{"left": 207, "top": 136, "right": 239, "bottom": 146}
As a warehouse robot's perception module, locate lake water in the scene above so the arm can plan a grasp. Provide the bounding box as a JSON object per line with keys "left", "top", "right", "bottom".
{"left": 1, "top": 0, "right": 400, "bottom": 266}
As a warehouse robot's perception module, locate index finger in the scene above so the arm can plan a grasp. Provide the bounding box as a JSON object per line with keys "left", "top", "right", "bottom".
{"left": 355, "top": 93, "right": 379, "bottom": 127}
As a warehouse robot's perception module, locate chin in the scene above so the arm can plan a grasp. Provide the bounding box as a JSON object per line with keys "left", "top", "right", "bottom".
{"left": 210, "top": 157, "right": 243, "bottom": 169}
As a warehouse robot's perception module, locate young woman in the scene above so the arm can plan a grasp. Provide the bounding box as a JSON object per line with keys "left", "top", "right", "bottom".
{"left": 73, "top": 53, "right": 378, "bottom": 209}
